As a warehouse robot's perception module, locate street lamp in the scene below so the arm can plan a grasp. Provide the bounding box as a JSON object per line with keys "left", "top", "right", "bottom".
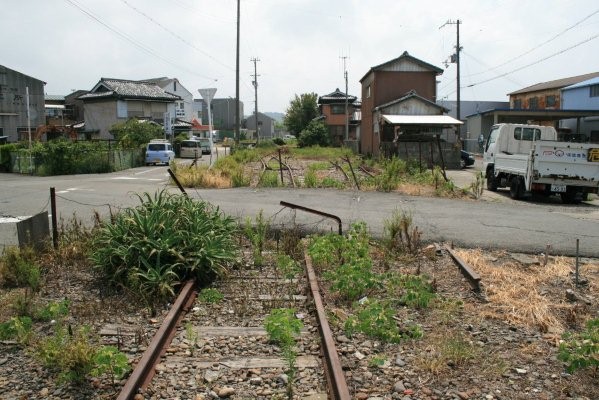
{"left": 198, "top": 88, "right": 217, "bottom": 143}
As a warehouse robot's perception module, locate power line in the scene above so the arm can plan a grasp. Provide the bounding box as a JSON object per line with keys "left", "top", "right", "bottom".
{"left": 120, "top": 0, "right": 233, "bottom": 72}
{"left": 466, "top": 8, "right": 599, "bottom": 78}
{"left": 64, "top": 0, "right": 216, "bottom": 81}
{"left": 467, "top": 31, "right": 599, "bottom": 88}
{"left": 461, "top": 50, "right": 524, "bottom": 87}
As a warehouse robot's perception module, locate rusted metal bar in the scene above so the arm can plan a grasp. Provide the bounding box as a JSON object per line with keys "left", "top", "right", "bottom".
{"left": 444, "top": 245, "right": 481, "bottom": 292}
{"left": 280, "top": 201, "right": 342, "bottom": 235}
{"left": 304, "top": 251, "right": 351, "bottom": 400}
{"left": 167, "top": 168, "right": 187, "bottom": 196}
{"left": 343, "top": 156, "right": 360, "bottom": 190}
{"left": 116, "top": 280, "right": 197, "bottom": 400}
{"left": 50, "top": 187, "right": 58, "bottom": 249}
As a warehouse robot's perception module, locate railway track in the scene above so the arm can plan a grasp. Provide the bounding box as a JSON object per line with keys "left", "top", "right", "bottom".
{"left": 114, "top": 241, "right": 482, "bottom": 400}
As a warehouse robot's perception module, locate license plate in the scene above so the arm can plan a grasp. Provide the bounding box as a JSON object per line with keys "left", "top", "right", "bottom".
{"left": 153, "top": 159, "right": 161, "bottom": 163}
{"left": 588, "top": 148, "right": 599, "bottom": 162}
{"left": 551, "top": 184, "right": 567, "bottom": 193}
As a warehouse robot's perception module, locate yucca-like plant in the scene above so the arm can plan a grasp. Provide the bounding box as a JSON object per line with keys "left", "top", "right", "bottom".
{"left": 89, "top": 190, "right": 238, "bottom": 306}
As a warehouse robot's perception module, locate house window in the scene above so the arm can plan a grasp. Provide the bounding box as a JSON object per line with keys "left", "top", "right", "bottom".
{"left": 590, "top": 84, "right": 599, "bottom": 97}
{"left": 513, "top": 99, "right": 522, "bottom": 109}
{"left": 528, "top": 97, "right": 539, "bottom": 109}
{"left": 331, "top": 105, "right": 345, "bottom": 114}
{"left": 545, "top": 95, "right": 556, "bottom": 108}
{"left": 366, "top": 85, "right": 371, "bottom": 98}
{"left": 117, "top": 100, "right": 127, "bottom": 118}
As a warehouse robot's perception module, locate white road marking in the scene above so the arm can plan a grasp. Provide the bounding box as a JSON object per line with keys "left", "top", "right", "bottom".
{"left": 0, "top": 216, "right": 30, "bottom": 223}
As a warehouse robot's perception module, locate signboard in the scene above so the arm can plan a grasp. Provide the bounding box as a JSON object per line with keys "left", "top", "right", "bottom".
{"left": 164, "top": 112, "right": 172, "bottom": 135}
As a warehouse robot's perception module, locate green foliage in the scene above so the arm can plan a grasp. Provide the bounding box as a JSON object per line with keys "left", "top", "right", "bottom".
{"left": 470, "top": 171, "right": 485, "bottom": 199}
{"left": 0, "top": 246, "right": 40, "bottom": 291}
{"left": 185, "top": 321, "right": 198, "bottom": 355}
{"left": 375, "top": 157, "right": 405, "bottom": 192}
{"left": 303, "top": 170, "right": 317, "bottom": 188}
{"left": 276, "top": 254, "right": 302, "bottom": 279}
{"left": 0, "top": 316, "right": 33, "bottom": 343}
{"left": 290, "top": 146, "right": 352, "bottom": 160}
{"left": 559, "top": 318, "right": 599, "bottom": 374}
{"left": 198, "top": 288, "right": 224, "bottom": 304}
{"left": 272, "top": 137, "right": 285, "bottom": 146}
{"left": 320, "top": 177, "right": 344, "bottom": 189}
{"left": 383, "top": 209, "right": 422, "bottom": 255}
{"left": 36, "top": 300, "right": 70, "bottom": 322}
{"left": 385, "top": 273, "right": 436, "bottom": 309}
{"left": 110, "top": 118, "right": 163, "bottom": 149}
{"left": 283, "top": 92, "right": 319, "bottom": 135}
{"left": 297, "top": 120, "right": 330, "bottom": 148}
{"left": 92, "top": 346, "right": 131, "bottom": 384}
{"left": 244, "top": 210, "right": 269, "bottom": 267}
{"left": 265, "top": 308, "right": 303, "bottom": 398}
{"left": 0, "top": 143, "right": 19, "bottom": 171}
{"left": 89, "top": 190, "right": 238, "bottom": 306}
{"left": 309, "top": 223, "right": 377, "bottom": 301}
{"left": 345, "top": 300, "right": 403, "bottom": 343}
{"left": 369, "top": 355, "right": 388, "bottom": 367}
{"left": 258, "top": 170, "right": 280, "bottom": 187}
{"left": 29, "top": 140, "right": 115, "bottom": 175}
{"left": 35, "top": 324, "right": 97, "bottom": 383}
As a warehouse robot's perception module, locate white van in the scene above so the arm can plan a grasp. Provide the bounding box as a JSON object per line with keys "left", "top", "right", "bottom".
{"left": 145, "top": 140, "right": 175, "bottom": 165}
{"left": 180, "top": 140, "right": 203, "bottom": 159}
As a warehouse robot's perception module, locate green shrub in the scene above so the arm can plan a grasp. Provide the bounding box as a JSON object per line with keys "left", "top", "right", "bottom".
{"left": 321, "top": 177, "right": 344, "bottom": 189}
{"left": 89, "top": 190, "right": 238, "bottom": 306}
{"left": 303, "top": 170, "right": 317, "bottom": 188}
{"left": 324, "top": 258, "right": 379, "bottom": 301}
{"left": 244, "top": 210, "right": 269, "bottom": 267}
{"left": 345, "top": 300, "right": 403, "bottom": 343}
{"left": 0, "top": 246, "right": 40, "bottom": 290}
{"left": 375, "top": 157, "right": 405, "bottom": 192}
{"left": 36, "top": 300, "right": 70, "bottom": 322}
{"left": 272, "top": 137, "right": 285, "bottom": 146}
{"left": 0, "top": 316, "right": 33, "bottom": 343}
{"left": 559, "top": 318, "right": 599, "bottom": 374}
{"left": 276, "top": 254, "right": 302, "bottom": 279}
{"left": 297, "top": 120, "right": 330, "bottom": 148}
{"left": 198, "top": 288, "right": 224, "bottom": 303}
{"left": 0, "top": 143, "right": 18, "bottom": 171}
{"left": 386, "top": 273, "right": 436, "bottom": 309}
{"left": 258, "top": 170, "right": 280, "bottom": 187}
{"left": 92, "top": 346, "right": 131, "bottom": 385}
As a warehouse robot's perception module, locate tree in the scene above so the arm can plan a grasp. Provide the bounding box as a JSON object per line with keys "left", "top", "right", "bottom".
{"left": 283, "top": 93, "right": 319, "bottom": 136}
{"left": 109, "top": 119, "right": 163, "bottom": 149}
{"left": 297, "top": 120, "right": 330, "bottom": 148}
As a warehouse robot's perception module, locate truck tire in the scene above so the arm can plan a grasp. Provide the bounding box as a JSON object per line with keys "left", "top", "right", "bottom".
{"left": 509, "top": 176, "right": 524, "bottom": 200}
{"left": 486, "top": 168, "right": 498, "bottom": 191}
{"left": 560, "top": 189, "right": 581, "bottom": 204}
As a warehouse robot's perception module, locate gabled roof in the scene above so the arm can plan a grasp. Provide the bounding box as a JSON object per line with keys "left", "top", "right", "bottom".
{"left": 563, "top": 76, "right": 599, "bottom": 91}
{"left": 318, "top": 88, "right": 358, "bottom": 104}
{"left": 374, "top": 90, "right": 449, "bottom": 113}
{"left": 508, "top": 72, "right": 599, "bottom": 95}
{"left": 360, "top": 51, "right": 443, "bottom": 83}
{"left": 78, "top": 78, "right": 181, "bottom": 101}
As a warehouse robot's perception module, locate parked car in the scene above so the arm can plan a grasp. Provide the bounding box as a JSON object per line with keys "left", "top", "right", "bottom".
{"left": 145, "top": 140, "right": 175, "bottom": 165}
{"left": 460, "top": 150, "right": 475, "bottom": 169}
{"left": 198, "top": 138, "right": 212, "bottom": 154}
{"left": 283, "top": 134, "right": 295, "bottom": 141}
{"left": 179, "top": 140, "right": 202, "bottom": 159}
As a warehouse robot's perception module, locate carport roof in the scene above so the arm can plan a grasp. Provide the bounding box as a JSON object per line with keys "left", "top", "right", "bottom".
{"left": 465, "top": 108, "right": 599, "bottom": 120}
{"left": 382, "top": 114, "right": 463, "bottom": 125}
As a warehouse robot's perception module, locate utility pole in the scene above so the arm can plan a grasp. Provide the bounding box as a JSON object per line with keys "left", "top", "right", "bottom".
{"left": 251, "top": 57, "right": 260, "bottom": 143}
{"left": 235, "top": 0, "right": 240, "bottom": 145}
{"left": 341, "top": 55, "right": 349, "bottom": 142}
{"left": 440, "top": 19, "right": 462, "bottom": 142}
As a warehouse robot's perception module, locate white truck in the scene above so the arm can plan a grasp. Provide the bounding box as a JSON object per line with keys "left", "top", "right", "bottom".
{"left": 483, "top": 123, "right": 599, "bottom": 203}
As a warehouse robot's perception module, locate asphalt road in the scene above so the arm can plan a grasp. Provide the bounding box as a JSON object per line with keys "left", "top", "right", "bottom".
{"left": 1, "top": 163, "right": 599, "bottom": 257}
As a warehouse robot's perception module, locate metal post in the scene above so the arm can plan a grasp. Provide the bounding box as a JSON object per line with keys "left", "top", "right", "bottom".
{"left": 50, "top": 187, "right": 59, "bottom": 249}
{"left": 575, "top": 239, "right": 580, "bottom": 287}
{"left": 278, "top": 148, "right": 284, "bottom": 185}
{"left": 26, "top": 86, "right": 32, "bottom": 174}
{"left": 235, "top": 0, "right": 240, "bottom": 145}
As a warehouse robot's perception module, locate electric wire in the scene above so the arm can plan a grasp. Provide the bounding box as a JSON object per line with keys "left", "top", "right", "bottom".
{"left": 64, "top": 0, "right": 217, "bottom": 81}
{"left": 466, "top": 8, "right": 599, "bottom": 78}
{"left": 467, "top": 32, "right": 599, "bottom": 88}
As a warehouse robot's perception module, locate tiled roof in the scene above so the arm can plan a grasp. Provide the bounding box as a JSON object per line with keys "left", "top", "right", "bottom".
{"left": 318, "top": 88, "right": 358, "bottom": 104}
{"left": 508, "top": 72, "right": 599, "bottom": 95}
{"left": 45, "top": 94, "right": 65, "bottom": 101}
{"left": 79, "top": 78, "right": 180, "bottom": 101}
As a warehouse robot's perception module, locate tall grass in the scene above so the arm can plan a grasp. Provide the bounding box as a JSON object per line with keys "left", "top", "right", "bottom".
{"left": 89, "top": 190, "right": 238, "bottom": 307}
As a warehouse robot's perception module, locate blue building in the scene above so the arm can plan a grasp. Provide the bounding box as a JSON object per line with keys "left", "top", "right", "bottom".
{"left": 560, "top": 77, "right": 599, "bottom": 143}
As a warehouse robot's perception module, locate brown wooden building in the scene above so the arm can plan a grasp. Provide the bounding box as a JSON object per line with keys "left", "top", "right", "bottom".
{"left": 317, "top": 88, "right": 359, "bottom": 146}
{"left": 359, "top": 51, "right": 443, "bottom": 155}
{"left": 508, "top": 72, "right": 599, "bottom": 110}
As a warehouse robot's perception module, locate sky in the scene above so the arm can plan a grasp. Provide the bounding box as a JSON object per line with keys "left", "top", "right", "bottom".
{"left": 2, "top": 0, "right": 599, "bottom": 114}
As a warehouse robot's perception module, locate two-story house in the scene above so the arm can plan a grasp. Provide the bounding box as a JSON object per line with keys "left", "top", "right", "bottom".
{"left": 78, "top": 78, "right": 180, "bottom": 139}
{"left": 142, "top": 77, "right": 194, "bottom": 122}
{"left": 244, "top": 112, "right": 275, "bottom": 140}
{"left": 317, "top": 88, "right": 359, "bottom": 147}
{"left": 0, "top": 65, "right": 45, "bottom": 142}
{"left": 560, "top": 77, "right": 599, "bottom": 143}
{"left": 359, "top": 51, "right": 462, "bottom": 159}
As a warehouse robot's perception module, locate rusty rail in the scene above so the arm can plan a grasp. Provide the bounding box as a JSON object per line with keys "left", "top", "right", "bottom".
{"left": 444, "top": 244, "right": 481, "bottom": 292}
{"left": 116, "top": 280, "right": 197, "bottom": 400}
{"left": 280, "top": 201, "right": 342, "bottom": 235}
{"left": 304, "top": 251, "right": 351, "bottom": 400}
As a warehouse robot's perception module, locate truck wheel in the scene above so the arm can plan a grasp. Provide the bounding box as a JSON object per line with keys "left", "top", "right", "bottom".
{"left": 486, "top": 168, "right": 498, "bottom": 191}
{"left": 509, "top": 177, "right": 524, "bottom": 200}
{"left": 560, "top": 189, "right": 581, "bottom": 204}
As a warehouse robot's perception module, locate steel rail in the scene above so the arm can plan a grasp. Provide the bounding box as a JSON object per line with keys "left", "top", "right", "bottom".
{"left": 304, "top": 250, "right": 351, "bottom": 400}
{"left": 280, "top": 201, "right": 342, "bottom": 235}
{"left": 444, "top": 244, "right": 481, "bottom": 292}
{"left": 116, "top": 279, "right": 197, "bottom": 400}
